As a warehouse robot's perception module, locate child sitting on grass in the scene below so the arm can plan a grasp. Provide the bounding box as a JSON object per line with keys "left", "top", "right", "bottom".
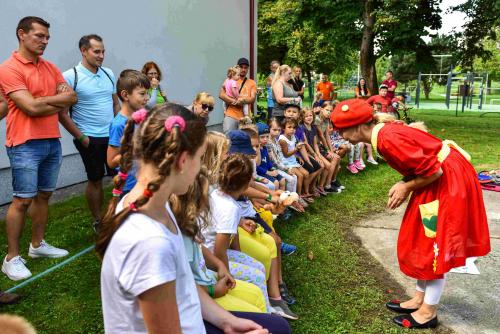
{"left": 302, "top": 109, "right": 340, "bottom": 195}
{"left": 278, "top": 118, "right": 314, "bottom": 203}
{"left": 256, "top": 123, "right": 286, "bottom": 191}
{"left": 283, "top": 104, "right": 323, "bottom": 200}
{"left": 171, "top": 167, "right": 268, "bottom": 314}
{"left": 203, "top": 153, "right": 298, "bottom": 320}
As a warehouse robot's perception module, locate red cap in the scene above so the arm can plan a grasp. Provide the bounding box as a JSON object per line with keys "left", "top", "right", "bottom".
{"left": 330, "top": 99, "right": 373, "bottom": 129}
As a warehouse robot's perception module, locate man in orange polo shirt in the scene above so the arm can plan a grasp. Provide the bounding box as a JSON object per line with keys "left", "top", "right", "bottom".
{"left": 0, "top": 16, "right": 77, "bottom": 281}
{"left": 316, "top": 74, "right": 334, "bottom": 105}
{"left": 219, "top": 57, "right": 257, "bottom": 133}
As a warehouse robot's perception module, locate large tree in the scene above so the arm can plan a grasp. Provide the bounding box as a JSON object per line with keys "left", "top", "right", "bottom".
{"left": 451, "top": 0, "right": 500, "bottom": 70}
{"left": 358, "top": 0, "right": 442, "bottom": 93}
{"left": 259, "top": 0, "right": 443, "bottom": 94}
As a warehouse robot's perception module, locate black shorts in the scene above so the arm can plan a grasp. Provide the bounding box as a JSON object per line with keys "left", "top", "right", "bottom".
{"left": 262, "top": 173, "right": 283, "bottom": 183}
{"left": 300, "top": 157, "right": 321, "bottom": 173}
{"left": 74, "top": 136, "right": 115, "bottom": 182}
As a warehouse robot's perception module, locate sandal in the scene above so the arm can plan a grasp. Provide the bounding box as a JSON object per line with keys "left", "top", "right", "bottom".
{"left": 301, "top": 196, "right": 314, "bottom": 203}
{"left": 289, "top": 201, "right": 304, "bottom": 213}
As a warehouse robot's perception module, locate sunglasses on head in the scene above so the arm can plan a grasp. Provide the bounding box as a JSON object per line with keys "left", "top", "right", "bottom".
{"left": 201, "top": 104, "right": 214, "bottom": 111}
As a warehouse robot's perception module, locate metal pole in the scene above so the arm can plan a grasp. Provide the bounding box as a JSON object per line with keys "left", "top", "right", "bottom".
{"left": 445, "top": 71, "right": 452, "bottom": 109}
{"left": 478, "top": 74, "right": 485, "bottom": 110}
{"left": 415, "top": 72, "right": 421, "bottom": 108}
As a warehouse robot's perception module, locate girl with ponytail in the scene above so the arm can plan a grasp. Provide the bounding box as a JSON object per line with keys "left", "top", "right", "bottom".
{"left": 97, "top": 103, "right": 277, "bottom": 334}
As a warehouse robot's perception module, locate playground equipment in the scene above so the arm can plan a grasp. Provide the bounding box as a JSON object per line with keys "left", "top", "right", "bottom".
{"left": 414, "top": 71, "right": 499, "bottom": 116}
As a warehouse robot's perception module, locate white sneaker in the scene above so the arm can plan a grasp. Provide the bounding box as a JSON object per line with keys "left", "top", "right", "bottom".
{"left": 28, "top": 240, "right": 69, "bottom": 259}
{"left": 2, "top": 255, "right": 32, "bottom": 281}
{"left": 367, "top": 157, "right": 379, "bottom": 165}
{"left": 359, "top": 159, "right": 366, "bottom": 168}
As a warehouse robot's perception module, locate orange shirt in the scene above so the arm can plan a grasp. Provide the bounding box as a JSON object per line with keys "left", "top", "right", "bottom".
{"left": 0, "top": 51, "right": 65, "bottom": 147}
{"left": 316, "top": 81, "right": 334, "bottom": 101}
{"left": 225, "top": 77, "right": 257, "bottom": 120}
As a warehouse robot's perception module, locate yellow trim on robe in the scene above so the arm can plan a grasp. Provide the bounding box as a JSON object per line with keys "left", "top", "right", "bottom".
{"left": 437, "top": 140, "right": 471, "bottom": 163}
{"left": 370, "top": 123, "right": 385, "bottom": 157}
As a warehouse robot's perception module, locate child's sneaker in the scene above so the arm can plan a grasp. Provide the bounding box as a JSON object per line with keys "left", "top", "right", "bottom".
{"left": 354, "top": 160, "right": 365, "bottom": 171}
{"left": 279, "top": 282, "right": 296, "bottom": 305}
{"left": 332, "top": 179, "right": 345, "bottom": 190}
{"left": 270, "top": 298, "right": 298, "bottom": 320}
{"left": 281, "top": 242, "right": 297, "bottom": 256}
{"left": 367, "top": 157, "right": 379, "bottom": 165}
{"left": 347, "top": 163, "right": 358, "bottom": 174}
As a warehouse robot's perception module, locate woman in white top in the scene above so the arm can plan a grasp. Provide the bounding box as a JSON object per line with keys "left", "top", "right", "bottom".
{"left": 97, "top": 103, "right": 268, "bottom": 334}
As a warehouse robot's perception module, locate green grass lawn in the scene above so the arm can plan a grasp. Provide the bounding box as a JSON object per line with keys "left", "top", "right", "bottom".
{"left": 0, "top": 111, "right": 498, "bottom": 333}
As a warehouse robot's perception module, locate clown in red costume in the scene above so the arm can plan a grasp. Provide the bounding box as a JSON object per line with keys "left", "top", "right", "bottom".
{"left": 331, "top": 99, "right": 490, "bottom": 330}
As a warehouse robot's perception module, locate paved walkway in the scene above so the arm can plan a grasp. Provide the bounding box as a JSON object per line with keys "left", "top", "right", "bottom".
{"left": 353, "top": 190, "right": 500, "bottom": 334}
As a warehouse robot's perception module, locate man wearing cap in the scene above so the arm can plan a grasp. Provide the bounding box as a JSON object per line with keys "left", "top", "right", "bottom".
{"left": 219, "top": 58, "right": 257, "bottom": 133}
{"left": 331, "top": 99, "right": 490, "bottom": 329}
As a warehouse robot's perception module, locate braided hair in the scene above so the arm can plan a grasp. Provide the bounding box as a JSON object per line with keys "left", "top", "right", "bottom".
{"left": 170, "top": 166, "right": 210, "bottom": 240}
{"left": 96, "top": 103, "right": 207, "bottom": 258}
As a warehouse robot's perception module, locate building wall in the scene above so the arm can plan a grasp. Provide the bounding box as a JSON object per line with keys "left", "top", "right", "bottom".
{"left": 0, "top": 0, "right": 256, "bottom": 205}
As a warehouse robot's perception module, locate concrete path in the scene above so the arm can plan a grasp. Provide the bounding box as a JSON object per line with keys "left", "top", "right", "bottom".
{"left": 353, "top": 190, "right": 500, "bottom": 334}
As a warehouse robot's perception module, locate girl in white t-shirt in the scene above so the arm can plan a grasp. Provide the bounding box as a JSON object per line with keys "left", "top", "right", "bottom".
{"left": 203, "top": 153, "right": 298, "bottom": 320}
{"left": 97, "top": 103, "right": 270, "bottom": 334}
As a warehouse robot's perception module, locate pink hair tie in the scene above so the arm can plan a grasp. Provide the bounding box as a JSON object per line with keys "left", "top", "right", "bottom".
{"left": 164, "top": 115, "right": 186, "bottom": 133}
{"left": 129, "top": 202, "right": 138, "bottom": 212}
{"left": 132, "top": 108, "right": 148, "bottom": 124}
{"left": 112, "top": 188, "right": 123, "bottom": 197}
{"left": 118, "top": 171, "right": 128, "bottom": 180}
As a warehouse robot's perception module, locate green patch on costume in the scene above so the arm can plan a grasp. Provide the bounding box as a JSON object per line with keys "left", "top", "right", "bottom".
{"left": 419, "top": 200, "right": 439, "bottom": 238}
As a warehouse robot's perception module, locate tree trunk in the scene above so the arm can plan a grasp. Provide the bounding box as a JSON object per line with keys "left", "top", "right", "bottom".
{"left": 360, "top": 0, "right": 378, "bottom": 95}
{"left": 422, "top": 78, "right": 433, "bottom": 99}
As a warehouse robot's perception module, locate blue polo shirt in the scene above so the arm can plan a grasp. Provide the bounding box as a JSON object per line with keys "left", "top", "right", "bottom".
{"left": 63, "top": 63, "right": 116, "bottom": 137}
{"left": 109, "top": 113, "right": 137, "bottom": 192}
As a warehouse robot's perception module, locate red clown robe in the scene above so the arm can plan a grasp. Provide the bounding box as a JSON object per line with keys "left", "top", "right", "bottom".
{"left": 372, "top": 122, "right": 491, "bottom": 280}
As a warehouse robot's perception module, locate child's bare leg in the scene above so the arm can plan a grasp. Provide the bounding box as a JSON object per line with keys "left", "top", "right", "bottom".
{"left": 366, "top": 143, "right": 375, "bottom": 160}
{"left": 290, "top": 168, "right": 303, "bottom": 194}
{"left": 322, "top": 157, "right": 334, "bottom": 185}
{"left": 267, "top": 258, "right": 281, "bottom": 299}
{"left": 307, "top": 168, "right": 321, "bottom": 194}
{"left": 279, "top": 178, "right": 286, "bottom": 191}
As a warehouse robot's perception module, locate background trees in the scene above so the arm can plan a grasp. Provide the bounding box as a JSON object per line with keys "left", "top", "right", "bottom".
{"left": 258, "top": 0, "right": 498, "bottom": 97}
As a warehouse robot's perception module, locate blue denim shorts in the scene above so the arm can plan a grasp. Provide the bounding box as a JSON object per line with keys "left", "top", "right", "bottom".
{"left": 6, "top": 139, "right": 62, "bottom": 198}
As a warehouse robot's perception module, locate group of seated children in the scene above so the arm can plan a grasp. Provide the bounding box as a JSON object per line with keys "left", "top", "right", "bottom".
{"left": 95, "top": 68, "right": 397, "bottom": 333}
{"left": 316, "top": 101, "right": 378, "bottom": 175}
{"left": 98, "top": 69, "right": 303, "bottom": 333}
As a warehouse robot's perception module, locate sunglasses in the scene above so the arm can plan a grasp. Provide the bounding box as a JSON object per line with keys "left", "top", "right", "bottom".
{"left": 201, "top": 104, "right": 214, "bottom": 111}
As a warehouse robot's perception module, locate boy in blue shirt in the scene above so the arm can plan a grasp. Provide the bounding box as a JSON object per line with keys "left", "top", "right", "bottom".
{"left": 107, "top": 70, "right": 150, "bottom": 200}
{"left": 256, "top": 123, "right": 285, "bottom": 191}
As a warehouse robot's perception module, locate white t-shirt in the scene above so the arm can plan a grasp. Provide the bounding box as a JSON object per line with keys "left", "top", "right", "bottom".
{"left": 202, "top": 189, "right": 241, "bottom": 252}
{"left": 101, "top": 199, "right": 205, "bottom": 334}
